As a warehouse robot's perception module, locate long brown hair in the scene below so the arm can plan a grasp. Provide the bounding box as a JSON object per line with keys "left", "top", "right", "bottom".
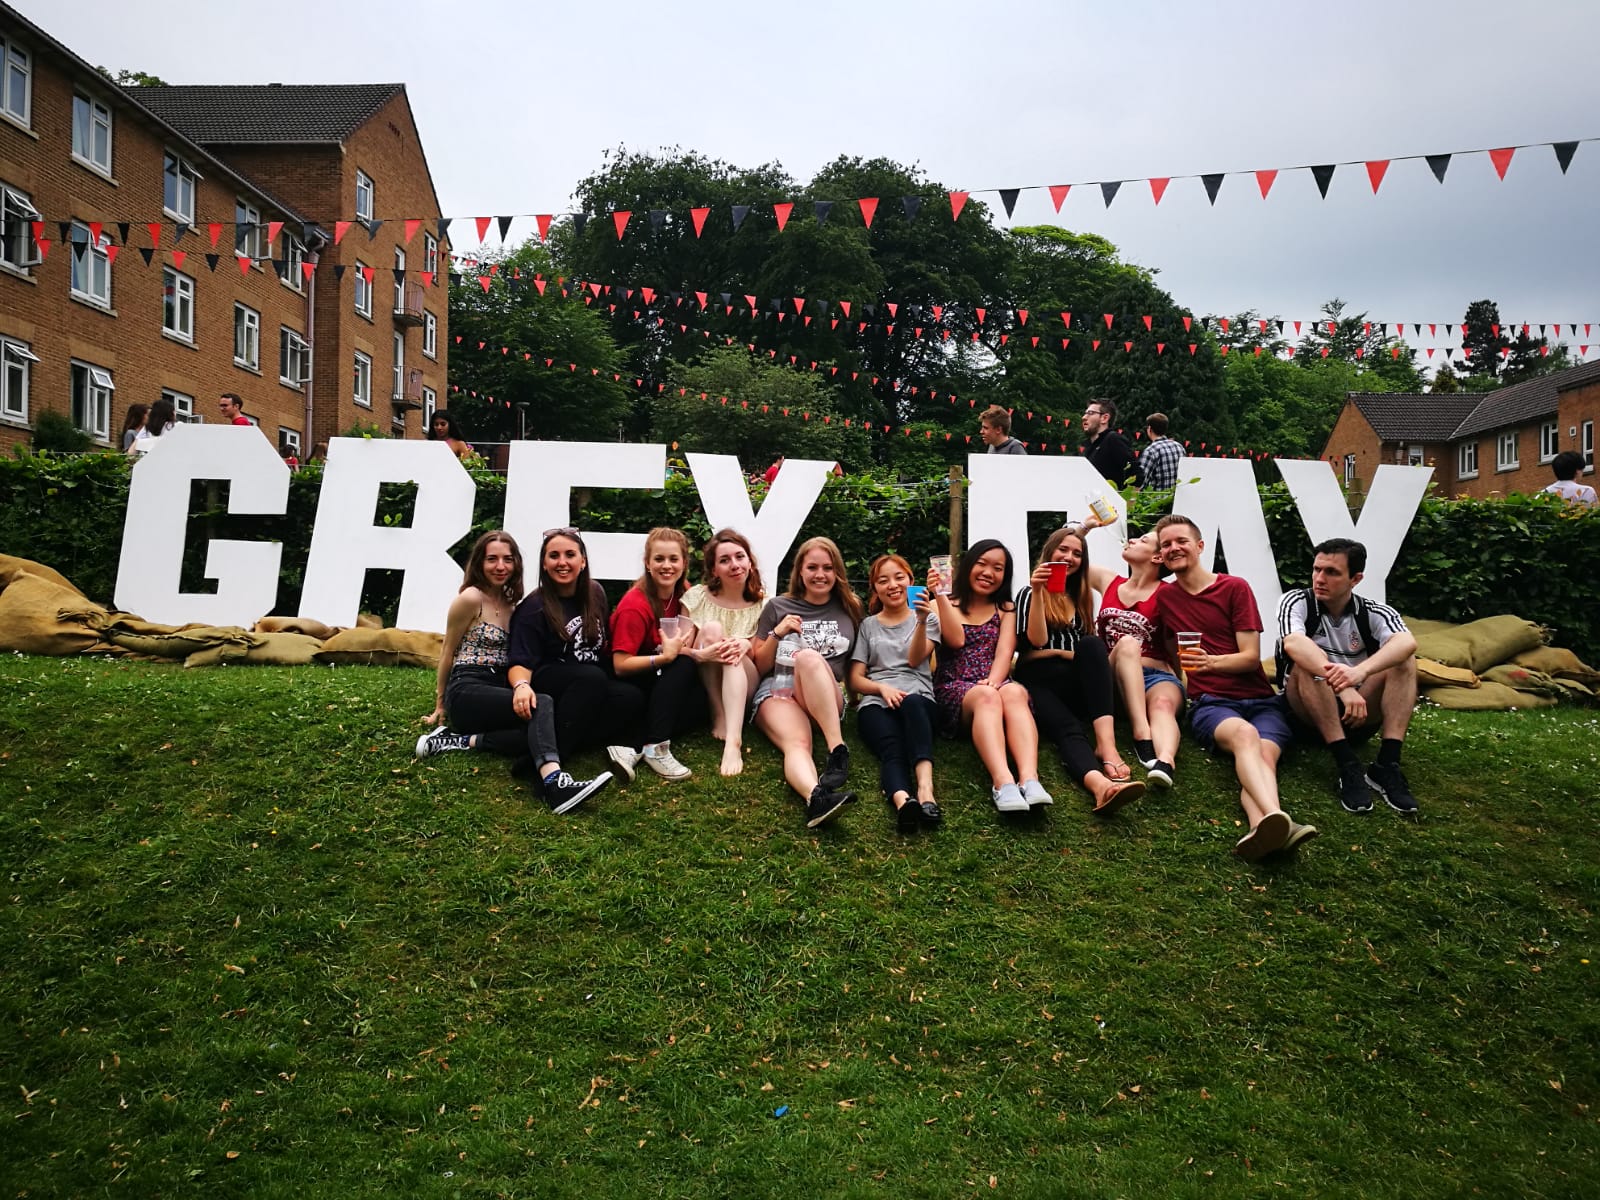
{"left": 631, "top": 526, "right": 692, "bottom": 620}
{"left": 461, "top": 530, "right": 524, "bottom": 606}
{"left": 537, "top": 529, "right": 606, "bottom": 644}
{"left": 1035, "top": 527, "right": 1093, "bottom": 631}
{"left": 786, "top": 536, "right": 864, "bottom": 626}
{"left": 865, "top": 553, "right": 914, "bottom": 615}
{"left": 702, "top": 528, "right": 764, "bottom": 602}
{"left": 121, "top": 403, "right": 149, "bottom": 436}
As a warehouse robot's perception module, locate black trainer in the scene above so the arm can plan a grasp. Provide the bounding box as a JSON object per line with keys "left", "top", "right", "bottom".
{"left": 817, "top": 744, "right": 851, "bottom": 792}
{"left": 544, "top": 770, "right": 613, "bottom": 815}
{"left": 1366, "top": 762, "right": 1418, "bottom": 815}
{"left": 805, "top": 784, "right": 854, "bottom": 829}
{"left": 1133, "top": 739, "right": 1158, "bottom": 770}
{"left": 1338, "top": 760, "right": 1374, "bottom": 814}
{"left": 1146, "top": 760, "right": 1175, "bottom": 789}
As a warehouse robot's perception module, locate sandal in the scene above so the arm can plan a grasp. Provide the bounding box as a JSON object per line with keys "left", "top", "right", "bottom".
{"left": 1093, "top": 779, "right": 1145, "bottom": 816}
{"left": 1101, "top": 758, "right": 1132, "bottom": 782}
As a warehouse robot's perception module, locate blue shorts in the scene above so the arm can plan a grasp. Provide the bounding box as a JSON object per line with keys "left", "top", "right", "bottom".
{"left": 1189, "top": 694, "right": 1292, "bottom": 752}
{"left": 1142, "top": 666, "right": 1184, "bottom": 694}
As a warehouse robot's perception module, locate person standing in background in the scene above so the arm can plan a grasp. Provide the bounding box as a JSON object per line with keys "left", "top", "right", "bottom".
{"left": 218, "top": 393, "right": 252, "bottom": 426}
{"left": 1081, "top": 398, "right": 1135, "bottom": 486}
{"left": 1138, "top": 412, "right": 1186, "bottom": 490}
{"left": 979, "top": 405, "right": 1026, "bottom": 455}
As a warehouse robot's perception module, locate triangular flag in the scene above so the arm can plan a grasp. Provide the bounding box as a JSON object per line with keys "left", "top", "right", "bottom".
{"left": 1488, "top": 146, "right": 1515, "bottom": 180}
{"left": 901, "top": 195, "right": 922, "bottom": 221}
{"left": 1311, "top": 164, "right": 1336, "bottom": 198}
{"left": 1553, "top": 141, "right": 1579, "bottom": 174}
{"left": 204, "top": 253, "right": 220, "bottom": 272}
{"left": 648, "top": 209, "right": 666, "bottom": 233}
{"left": 1365, "top": 160, "right": 1390, "bottom": 193}
{"left": 1426, "top": 154, "right": 1451, "bottom": 184}
{"left": 334, "top": 220, "right": 352, "bottom": 245}
{"left": 266, "top": 221, "right": 283, "bottom": 246}
{"left": 1061, "top": 312, "right": 1072, "bottom": 328}
{"left": 534, "top": 214, "right": 553, "bottom": 242}
{"left": 1182, "top": 315, "right": 1193, "bottom": 332}
{"left": 475, "top": 217, "right": 492, "bottom": 241}
{"left": 731, "top": 205, "right": 750, "bottom": 232}
{"left": 773, "top": 201, "right": 793, "bottom": 232}
{"left": 1103, "top": 313, "right": 1114, "bottom": 329}
{"left": 304, "top": 262, "right": 318, "bottom": 285}
{"left": 858, "top": 197, "right": 879, "bottom": 228}
{"left": 1100, "top": 180, "right": 1122, "bottom": 207}
{"left": 207, "top": 222, "right": 223, "bottom": 248}
{"left": 437, "top": 217, "right": 453, "bottom": 241}
{"left": 146, "top": 222, "right": 161, "bottom": 247}
{"left": 949, "top": 191, "right": 968, "bottom": 220}
{"left": 171, "top": 250, "right": 186, "bottom": 270}
{"left": 814, "top": 200, "right": 833, "bottom": 224}
{"left": 173, "top": 222, "right": 190, "bottom": 243}
{"left": 1048, "top": 184, "right": 1071, "bottom": 211}
{"left": 687, "top": 207, "right": 710, "bottom": 238}
{"left": 1142, "top": 315, "right": 1153, "bottom": 331}
{"left": 572, "top": 213, "right": 588, "bottom": 237}
{"left": 405, "top": 218, "right": 422, "bottom": 243}
{"left": 1148, "top": 177, "right": 1170, "bottom": 205}
{"left": 1255, "top": 169, "right": 1277, "bottom": 199}
{"left": 1016, "top": 309, "right": 1028, "bottom": 325}
{"left": 998, "top": 188, "right": 1020, "bottom": 217}
{"left": 1201, "top": 174, "right": 1223, "bottom": 205}
{"left": 104, "top": 245, "right": 119, "bottom": 267}
{"left": 237, "top": 254, "right": 251, "bottom": 275}
{"left": 612, "top": 211, "right": 631, "bottom": 239}
{"left": 138, "top": 247, "right": 154, "bottom": 265}
{"left": 116, "top": 222, "right": 130, "bottom": 244}
{"left": 498, "top": 216, "right": 514, "bottom": 240}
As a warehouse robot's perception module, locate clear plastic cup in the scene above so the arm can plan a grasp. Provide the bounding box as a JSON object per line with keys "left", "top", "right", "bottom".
{"left": 659, "top": 617, "right": 681, "bottom": 641}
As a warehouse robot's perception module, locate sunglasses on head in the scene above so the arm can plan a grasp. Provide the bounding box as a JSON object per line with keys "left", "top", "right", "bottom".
{"left": 542, "top": 526, "right": 584, "bottom": 544}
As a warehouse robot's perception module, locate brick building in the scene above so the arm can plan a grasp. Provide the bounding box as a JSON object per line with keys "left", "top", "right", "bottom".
{"left": 0, "top": 2, "right": 447, "bottom": 458}
{"left": 1322, "top": 359, "right": 1600, "bottom": 498}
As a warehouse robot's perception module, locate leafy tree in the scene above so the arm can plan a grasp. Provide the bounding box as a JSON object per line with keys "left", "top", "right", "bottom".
{"left": 1459, "top": 298, "right": 1568, "bottom": 387}
{"left": 97, "top": 66, "right": 169, "bottom": 86}
{"left": 1430, "top": 362, "right": 1462, "bottom": 394}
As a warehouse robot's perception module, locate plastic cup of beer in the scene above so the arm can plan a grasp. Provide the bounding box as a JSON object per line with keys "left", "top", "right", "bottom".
{"left": 1177, "top": 631, "right": 1203, "bottom": 668}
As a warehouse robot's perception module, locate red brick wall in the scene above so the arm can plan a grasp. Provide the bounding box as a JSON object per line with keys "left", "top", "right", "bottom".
{"left": 1447, "top": 417, "right": 1564, "bottom": 499}
{"left": 1557, "top": 378, "right": 1599, "bottom": 485}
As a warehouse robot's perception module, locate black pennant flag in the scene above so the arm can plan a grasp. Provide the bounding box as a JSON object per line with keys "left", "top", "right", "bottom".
{"left": 392, "top": 267, "right": 405, "bottom": 287}
{"left": 730, "top": 205, "right": 750, "bottom": 232}
{"left": 998, "top": 188, "right": 1020, "bottom": 217}
{"left": 58, "top": 221, "right": 72, "bottom": 242}
{"left": 1274, "top": 320, "right": 1284, "bottom": 335}
{"left": 1553, "top": 141, "right": 1578, "bottom": 174}
{"left": 1445, "top": 324, "right": 1453, "bottom": 336}
{"left": 447, "top": 271, "right": 460, "bottom": 287}
{"left": 116, "top": 222, "right": 130, "bottom": 244}
{"left": 173, "top": 222, "right": 190, "bottom": 243}
{"left": 1100, "top": 180, "right": 1122, "bottom": 208}
{"left": 334, "top": 264, "right": 348, "bottom": 281}
{"left": 274, "top": 259, "right": 290, "bottom": 282}
{"left": 1201, "top": 173, "right": 1224, "bottom": 205}
{"left": 814, "top": 200, "right": 833, "bottom": 224}
{"left": 138, "top": 247, "right": 154, "bottom": 265}
{"left": 205, "top": 253, "right": 220, "bottom": 272}
{"left": 719, "top": 292, "right": 731, "bottom": 306}
{"left": 1426, "top": 154, "right": 1451, "bottom": 183}
{"left": 901, "top": 195, "right": 921, "bottom": 221}
{"left": 364, "top": 219, "right": 383, "bottom": 240}
{"left": 497, "top": 215, "right": 513, "bottom": 240}
{"left": 865, "top": 304, "right": 877, "bottom": 318}
{"left": 648, "top": 209, "right": 666, "bottom": 232}
{"left": 1310, "top": 164, "right": 1336, "bottom": 198}
{"left": 437, "top": 217, "right": 453, "bottom": 241}
{"left": 815, "top": 299, "right": 829, "bottom": 316}
{"left": 571, "top": 213, "right": 588, "bottom": 238}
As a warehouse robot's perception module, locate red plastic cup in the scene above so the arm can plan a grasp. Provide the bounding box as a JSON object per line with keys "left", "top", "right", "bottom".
{"left": 1046, "top": 562, "right": 1069, "bottom": 593}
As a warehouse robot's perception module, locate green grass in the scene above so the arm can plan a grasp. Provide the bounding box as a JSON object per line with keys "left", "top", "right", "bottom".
{"left": 1, "top": 655, "right": 1596, "bottom": 1198}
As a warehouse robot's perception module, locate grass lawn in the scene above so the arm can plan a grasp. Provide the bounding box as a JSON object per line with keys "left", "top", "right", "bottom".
{"left": 1, "top": 654, "right": 1596, "bottom": 1198}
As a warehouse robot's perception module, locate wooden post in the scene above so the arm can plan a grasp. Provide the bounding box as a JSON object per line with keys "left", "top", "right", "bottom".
{"left": 947, "top": 464, "right": 964, "bottom": 558}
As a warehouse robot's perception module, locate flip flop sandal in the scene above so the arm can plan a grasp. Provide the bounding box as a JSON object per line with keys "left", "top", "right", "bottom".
{"left": 1101, "top": 758, "right": 1132, "bottom": 782}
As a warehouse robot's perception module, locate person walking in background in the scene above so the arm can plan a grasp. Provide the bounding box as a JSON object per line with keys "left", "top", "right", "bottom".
{"left": 144, "top": 398, "right": 177, "bottom": 442}
{"left": 1543, "top": 450, "right": 1597, "bottom": 506}
{"left": 120, "top": 403, "right": 150, "bottom": 454}
{"left": 428, "top": 410, "right": 473, "bottom": 460}
{"left": 218, "top": 393, "right": 252, "bottom": 426}
{"left": 979, "top": 405, "right": 1027, "bottom": 455}
{"left": 1138, "top": 411, "right": 1186, "bottom": 490}
{"left": 1081, "top": 398, "right": 1135, "bottom": 486}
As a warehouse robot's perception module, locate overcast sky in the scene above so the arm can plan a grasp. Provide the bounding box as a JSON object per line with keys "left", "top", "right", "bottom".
{"left": 37, "top": 0, "right": 1600, "bottom": 345}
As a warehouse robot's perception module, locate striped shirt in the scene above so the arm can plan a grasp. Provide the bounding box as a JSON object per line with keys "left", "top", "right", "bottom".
{"left": 1014, "top": 585, "right": 1086, "bottom": 653}
{"left": 1276, "top": 589, "right": 1408, "bottom": 669}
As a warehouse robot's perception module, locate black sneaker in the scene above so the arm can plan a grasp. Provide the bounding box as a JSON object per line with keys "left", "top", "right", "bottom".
{"left": 817, "top": 744, "right": 851, "bottom": 792}
{"left": 1133, "top": 739, "right": 1158, "bottom": 770}
{"left": 1146, "top": 760, "right": 1175, "bottom": 790}
{"left": 805, "top": 784, "right": 855, "bottom": 829}
{"left": 415, "top": 727, "right": 471, "bottom": 757}
{"left": 1338, "top": 760, "right": 1374, "bottom": 814}
{"left": 1366, "top": 762, "right": 1418, "bottom": 815}
{"left": 544, "top": 770, "right": 613, "bottom": 815}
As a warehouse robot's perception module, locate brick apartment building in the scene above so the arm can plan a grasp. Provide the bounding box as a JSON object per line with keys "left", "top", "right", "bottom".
{"left": 0, "top": 2, "right": 447, "bottom": 458}
{"left": 1322, "top": 359, "right": 1600, "bottom": 498}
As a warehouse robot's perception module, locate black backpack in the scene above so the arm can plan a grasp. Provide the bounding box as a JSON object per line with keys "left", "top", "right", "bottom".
{"left": 1274, "top": 591, "right": 1380, "bottom": 689}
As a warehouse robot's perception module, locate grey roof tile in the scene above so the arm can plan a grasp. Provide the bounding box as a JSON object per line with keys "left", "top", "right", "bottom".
{"left": 1346, "top": 392, "right": 1480, "bottom": 442}
{"left": 1451, "top": 358, "right": 1600, "bottom": 439}
{"left": 127, "top": 84, "right": 403, "bottom": 146}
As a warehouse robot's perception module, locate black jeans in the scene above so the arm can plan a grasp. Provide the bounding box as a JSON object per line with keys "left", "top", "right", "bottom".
{"left": 445, "top": 665, "right": 560, "bottom": 768}
{"left": 533, "top": 660, "right": 645, "bottom": 758}
{"left": 856, "top": 694, "right": 937, "bottom": 800}
{"left": 1014, "top": 637, "right": 1114, "bottom": 784}
{"left": 618, "top": 655, "right": 708, "bottom": 745}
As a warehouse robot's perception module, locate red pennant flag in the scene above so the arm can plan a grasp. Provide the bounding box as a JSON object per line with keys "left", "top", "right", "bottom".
{"left": 887, "top": 303, "right": 898, "bottom": 319}
{"left": 1500, "top": 347, "right": 1511, "bottom": 359}
{"left": 104, "top": 245, "right": 119, "bottom": 267}
{"left": 1220, "top": 344, "right": 1229, "bottom": 356}
{"left": 172, "top": 250, "right": 186, "bottom": 270}
{"left": 793, "top": 297, "right": 805, "bottom": 314}
{"left": 1285, "top": 346, "right": 1295, "bottom": 357}
{"left": 1123, "top": 341, "right": 1133, "bottom": 353}
{"left": 237, "top": 254, "right": 251, "bottom": 275}
{"left": 1092, "top": 340, "right": 1101, "bottom": 351}
{"left": 302, "top": 261, "right": 316, "bottom": 284}
{"left": 1491, "top": 323, "right": 1500, "bottom": 337}
{"left": 612, "top": 211, "right": 631, "bottom": 239}
{"left": 1103, "top": 314, "right": 1114, "bottom": 329}
{"left": 1220, "top": 317, "right": 1231, "bottom": 333}
{"left": 475, "top": 217, "right": 492, "bottom": 241}
{"left": 745, "top": 294, "right": 757, "bottom": 310}
{"left": 146, "top": 222, "right": 161, "bottom": 247}
{"left": 949, "top": 191, "right": 968, "bottom": 220}
{"left": 1426, "top": 347, "right": 1435, "bottom": 359}
{"left": 1061, "top": 312, "right": 1072, "bottom": 328}
{"left": 1142, "top": 315, "right": 1153, "bottom": 331}
{"left": 1182, "top": 315, "right": 1193, "bottom": 333}
{"left": 1156, "top": 343, "right": 1165, "bottom": 354}
{"left": 1320, "top": 347, "right": 1330, "bottom": 358}
{"left": 1294, "top": 322, "right": 1302, "bottom": 335}
{"left": 694, "top": 291, "right": 707, "bottom": 310}
{"left": 1488, "top": 146, "right": 1515, "bottom": 180}
{"left": 1327, "top": 321, "right": 1337, "bottom": 334}
{"left": 88, "top": 221, "right": 106, "bottom": 245}
{"left": 1365, "top": 160, "right": 1390, "bottom": 192}
{"left": 1255, "top": 169, "right": 1278, "bottom": 198}
{"left": 1188, "top": 343, "right": 1198, "bottom": 355}
{"left": 858, "top": 197, "right": 879, "bottom": 228}
{"left": 527, "top": 214, "right": 549, "bottom": 243}
{"left": 690, "top": 207, "right": 710, "bottom": 238}
{"left": 1048, "top": 184, "right": 1071, "bottom": 211}
{"left": 839, "top": 300, "right": 851, "bottom": 317}
{"left": 1148, "top": 177, "right": 1170, "bottom": 205}
{"left": 1253, "top": 346, "right": 1262, "bottom": 357}
{"left": 976, "top": 308, "right": 986, "bottom": 325}
{"left": 207, "top": 222, "right": 223, "bottom": 248}
{"left": 334, "top": 220, "right": 352, "bottom": 245}
{"left": 1016, "top": 309, "right": 1028, "bottom": 325}
{"left": 478, "top": 276, "right": 491, "bottom": 293}
{"left": 404, "top": 218, "right": 421, "bottom": 244}
{"left": 774, "top": 201, "right": 793, "bottom": 232}
{"left": 1259, "top": 319, "right": 1269, "bottom": 333}
{"left": 266, "top": 221, "right": 283, "bottom": 246}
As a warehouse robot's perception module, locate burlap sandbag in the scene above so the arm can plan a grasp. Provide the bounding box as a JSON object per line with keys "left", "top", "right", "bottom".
{"left": 1481, "top": 664, "right": 1569, "bottom": 700}
{"left": 103, "top": 623, "right": 256, "bottom": 660}
{"left": 0, "top": 554, "right": 83, "bottom": 595}
{"left": 1424, "top": 681, "right": 1557, "bottom": 710}
{"left": 1412, "top": 616, "right": 1546, "bottom": 673}
{"left": 186, "top": 632, "right": 324, "bottom": 668}
{"left": 255, "top": 615, "right": 338, "bottom": 640}
{"left": 315, "top": 627, "right": 441, "bottom": 669}
{"left": 1415, "top": 657, "right": 1477, "bottom": 688}
{"left": 1403, "top": 617, "right": 1458, "bottom": 639}
{"left": 1510, "top": 645, "right": 1600, "bottom": 688}
{"left": 0, "top": 572, "right": 106, "bottom": 655}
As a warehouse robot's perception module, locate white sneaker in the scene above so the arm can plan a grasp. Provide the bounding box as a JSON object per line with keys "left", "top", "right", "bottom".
{"left": 1019, "top": 779, "right": 1054, "bottom": 807}
{"left": 642, "top": 743, "right": 691, "bottom": 780}
{"left": 991, "top": 782, "right": 1030, "bottom": 813}
{"left": 607, "top": 745, "right": 639, "bottom": 783}
{"left": 415, "top": 727, "right": 470, "bottom": 758}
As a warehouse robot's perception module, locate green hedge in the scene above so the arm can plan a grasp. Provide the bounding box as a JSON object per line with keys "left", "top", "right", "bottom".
{"left": 4, "top": 450, "right": 1597, "bottom": 661}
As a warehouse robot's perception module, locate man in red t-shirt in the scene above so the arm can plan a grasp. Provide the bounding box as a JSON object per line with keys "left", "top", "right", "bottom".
{"left": 218, "top": 393, "right": 253, "bottom": 427}
{"left": 1154, "top": 514, "right": 1314, "bottom": 862}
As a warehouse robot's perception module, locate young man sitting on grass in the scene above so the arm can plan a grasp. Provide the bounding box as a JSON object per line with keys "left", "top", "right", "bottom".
{"left": 1276, "top": 537, "right": 1419, "bottom": 815}
{"left": 1153, "top": 514, "right": 1315, "bottom": 861}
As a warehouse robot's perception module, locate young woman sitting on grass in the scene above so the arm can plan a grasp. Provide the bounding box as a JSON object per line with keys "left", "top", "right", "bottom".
{"left": 507, "top": 528, "right": 643, "bottom": 807}
{"left": 931, "top": 539, "right": 1049, "bottom": 815}
{"left": 848, "top": 554, "right": 942, "bottom": 831}
{"left": 748, "top": 536, "right": 862, "bottom": 829}
{"left": 608, "top": 527, "right": 708, "bottom": 782}
{"left": 1015, "top": 527, "right": 1146, "bottom": 815}
{"left": 417, "top": 531, "right": 610, "bottom": 814}
{"left": 679, "top": 528, "right": 765, "bottom": 777}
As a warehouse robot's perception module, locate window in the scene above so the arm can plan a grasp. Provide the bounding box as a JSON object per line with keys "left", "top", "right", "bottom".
{"left": 71, "top": 94, "right": 112, "bottom": 174}
{"left": 235, "top": 199, "right": 263, "bottom": 262}
{"left": 69, "top": 221, "right": 112, "bottom": 307}
{"left": 1, "top": 184, "right": 41, "bottom": 271}
{"left": 354, "top": 261, "right": 372, "bottom": 318}
{"left": 282, "top": 234, "right": 304, "bottom": 291}
{"left": 234, "top": 303, "right": 260, "bottom": 369}
{"left": 162, "top": 388, "right": 195, "bottom": 424}
{"left": 353, "top": 351, "right": 372, "bottom": 408}
{"left": 279, "top": 327, "right": 309, "bottom": 388}
{"left": 1539, "top": 421, "right": 1559, "bottom": 464}
{"left": 355, "top": 170, "right": 374, "bottom": 222}
{"left": 70, "top": 361, "right": 114, "bottom": 440}
{"left": 1406, "top": 446, "right": 1425, "bottom": 466}
{"left": 392, "top": 333, "right": 405, "bottom": 401}
{"left": 1457, "top": 441, "right": 1478, "bottom": 481}
{"left": 162, "top": 268, "right": 195, "bottom": 341}
{"left": 1, "top": 36, "right": 30, "bottom": 126}
{"left": 1496, "top": 431, "right": 1519, "bottom": 471}
{"left": 2, "top": 336, "right": 37, "bottom": 422}
{"left": 1342, "top": 454, "right": 1357, "bottom": 488}
{"left": 1584, "top": 421, "right": 1594, "bottom": 473}
{"left": 278, "top": 426, "right": 301, "bottom": 459}
{"left": 423, "top": 232, "right": 438, "bottom": 275}
{"left": 393, "top": 247, "right": 406, "bottom": 313}
{"left": 163, "top": 152, "right": 198, "bottom": 222}
{"left": 423, "top": 310, "right": 437, "bottom": 358}
{"left": 421, "top": 385, "right": 436, "bottom": 426}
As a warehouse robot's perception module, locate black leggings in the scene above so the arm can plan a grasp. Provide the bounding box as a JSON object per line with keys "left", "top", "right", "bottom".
{"left": 856, "top": 694, "right": 937, "bottom": 800}
{"left": 618, "top": 655, "right": 708, "bottom": 745}
{"left": 533, "top": 660, "right": 645, "bottom": 758}
{"left": 445, "top": 665, "right": 561, "bottom": 767}
{"left": 1014, "top": 637, "right": 1114, "bottom": 785}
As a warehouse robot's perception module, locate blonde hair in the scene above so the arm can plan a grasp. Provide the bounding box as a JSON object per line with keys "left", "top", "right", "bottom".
{"left": 786, "top": 536, "right": 864, "bottom": 626}
{"left": 631, "top": 526, "right": 693, "bottom": 620}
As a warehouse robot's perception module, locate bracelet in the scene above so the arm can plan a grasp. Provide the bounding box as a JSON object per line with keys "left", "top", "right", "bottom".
{"left": 650, "top": 654, "right": 658, "bottom": 668}
{"left": 512, "top": 680, "right": 532, "bottom": 691}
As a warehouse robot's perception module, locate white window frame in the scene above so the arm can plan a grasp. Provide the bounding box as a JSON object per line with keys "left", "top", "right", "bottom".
{"left": 1583, "top": 421, "right": 1594, "bottom": 474}
{"left": 1457, "top": 441, "right": 1478, "bottom": 481}
{"left": 355, "top": 170, "right": 374, "bottom": 222}
{"left": 279, "top": 327, "right": 309, "bottom": 389}
{"left": 70, "top": 360, "right": 114, "bottom": 440}
{"left": 1539, "top": 421, "right": 1559, "bottom": 464}
{"left": 1406, "top": 446, "right": 1425, "bottom": 466}
{"left": 421, "top": 385, "right": 436, "bottom": 426}
{"left": 354, "top": 261, "right": 373, "bottom": 318}
{"left": 163, "top": 152, "right": 199, "bottom": 223}
{"left": 423, "top": 310, "right": 437, "bottom": 358}
{"left": 1496, "top": 431, "right": 1519, "bottom": 472}
{"left": 71, "top": 93, "right": 113, "bottom": 175}
{"left": 2, "top": 336, "right": 37, "bottom": 422}
{"left": 423, "top": 232, "right": 438, "bottom": 275}
{"left": 162, "top": 267, "right": 195, "bottom": 342}
{"left": 278, "top": 426, "right": 301, "bottom": 458}
{"left": 235, "top": 199, "right": 263, "bottom": 262}
{"left": 393, "top": 246, "right": 406, "bottom": 313}
{"left": 392, "top": 333, "right": 405, "bottom": 402}
{"left": 1, "top": 183, "right": 41, "bottom": 272}
{"left": 162, "top": 387, "right": 196, "bottom": 424}
{"left": 69, "top": 221, "right": 112, "bottom": 308}
{"left": 353, "top": 350, "right": 372, "bottom": 408}
{"left": 1342, "top": 454, "right": 1357, "bottom": 488}
{"left": 1, "top": 36, "right": 30, "bottom": 128}
{"left": 234, "top": 303, "right": 260, "bottom": 370}
{"left": 282, "top": 234, "right": 304, "bottom": 292}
